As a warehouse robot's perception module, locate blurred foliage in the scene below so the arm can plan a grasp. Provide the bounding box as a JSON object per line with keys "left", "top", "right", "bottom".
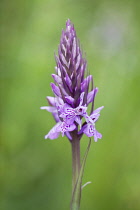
{"left": 0, "top": 0, "right": 140, "bottom": 209}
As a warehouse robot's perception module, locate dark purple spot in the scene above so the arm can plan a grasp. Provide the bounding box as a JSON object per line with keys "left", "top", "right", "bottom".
{"left": 79, "top": 108, "right": 82, "bottom": 112}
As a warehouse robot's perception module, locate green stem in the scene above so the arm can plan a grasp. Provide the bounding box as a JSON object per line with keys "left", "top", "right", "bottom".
{"left": 71, "top": 134, "right": 81, "bottom": 210}
{"left": 70, "top": 138, "right": 91, "bottom": 210}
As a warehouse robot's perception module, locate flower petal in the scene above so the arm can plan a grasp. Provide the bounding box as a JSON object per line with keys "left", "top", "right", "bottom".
{"left": 78, "top": 124, "right": 87, "bottom": 135}
{"left": 79, "top": 92, "right": 85, "bottom": 106}
{"left": 82, "top": 123, "right": 102, "bottom": 142}
{"left": 83, "top": 124, "right": 95, "bottom": 137}
{"left": 87, "top": 88, "right": 98, "bottom": 104}
{"left": 75, "top": 116, "right": 82, "bottom": 128}
{"left": 40, "top": 106, "right": 56, "bottom": 113}
{"left": 51, "top": 83, "right": 61, "bottom": 97}
{"left": 65, "top": 73, "right": 72, "bottom": 89}
{"left": 90, "top": 106, "right": 104, "bottom": 118}
{"left": 52, "top": 74, "right": 62, "bottom": 84}
{"left": 65, "top": 96, "right": 74, "bottom": 106}
{"left": 75, "top": 105, "right": 87, "bottom": 116}
{"left": 45, "top": 123, "right": 61, "bottom": 140}
{"left": 56, "top": 122, "right": 76, "bottom": 134}
{"left": 65, "top": 131, "right": 72, "bottom": 140}
{"left": 94, "top": 130, "right": 102, "bottom": 142}
{"left": 52, "top": 112, "right": 60, "bottom": 123}
{"left": 46, "top": 96, "right": 56, "bottom": 107}
{"left": 81, "top": 75, "right": 92, "bottom": 92}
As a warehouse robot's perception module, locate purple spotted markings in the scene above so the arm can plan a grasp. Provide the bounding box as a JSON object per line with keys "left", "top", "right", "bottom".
{"left": 41, "top": 20, "right": 104, "bottom": 142}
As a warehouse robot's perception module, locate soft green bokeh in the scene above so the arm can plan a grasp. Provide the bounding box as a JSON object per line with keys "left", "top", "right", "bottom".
{"left": 0, "top": 0, "right": 140, "bottom": 209}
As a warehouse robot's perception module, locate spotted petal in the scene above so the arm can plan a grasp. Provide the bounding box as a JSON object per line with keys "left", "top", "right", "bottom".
{"left": 56, "top": 121, "right": 76, "bottom": 136}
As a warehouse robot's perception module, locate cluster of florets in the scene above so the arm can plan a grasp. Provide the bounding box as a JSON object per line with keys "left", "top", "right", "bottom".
{"left": 41, "top": 20, "right": 104, "bottom": 142}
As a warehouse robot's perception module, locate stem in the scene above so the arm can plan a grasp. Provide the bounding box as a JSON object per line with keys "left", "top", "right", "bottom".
{"left": 70, "top": 138, "right": 91, "bottom": 210}
{"left": 71, "top": 133, "right": 81, "bottom": 210}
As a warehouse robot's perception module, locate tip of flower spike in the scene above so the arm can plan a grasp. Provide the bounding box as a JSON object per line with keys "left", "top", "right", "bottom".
{"left": 66, "top": 19, "right": 75, "bottom": 33}
{"left": 66, "top": 19, "right": 71, "bottom": 26}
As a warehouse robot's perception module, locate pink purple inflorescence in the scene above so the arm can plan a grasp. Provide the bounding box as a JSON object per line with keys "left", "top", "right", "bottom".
{"left": 41, "top": 20, "right": 104, "bottom": 141}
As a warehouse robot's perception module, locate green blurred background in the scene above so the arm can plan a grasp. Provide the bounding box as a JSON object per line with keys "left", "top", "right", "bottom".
{"left": 1, "top": 0, "right": 140, "bottom": 209}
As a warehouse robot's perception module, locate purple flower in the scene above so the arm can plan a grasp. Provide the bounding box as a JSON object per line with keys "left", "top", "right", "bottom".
{"left": 59, "top": 92, "right": 87, "bottom": 127}
{"left": 79, "top": 106, "right": 104, "bottom": 141}
{"left": 41, "top": 20, "right": 104, "bottom": 142}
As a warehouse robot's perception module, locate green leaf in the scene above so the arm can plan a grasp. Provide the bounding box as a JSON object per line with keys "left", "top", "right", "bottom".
{"left": 70, "top": 138, "right": 91, "bottom": 210}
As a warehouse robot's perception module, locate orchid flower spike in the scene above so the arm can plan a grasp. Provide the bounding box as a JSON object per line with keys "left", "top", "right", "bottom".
{"left": 41, "top": 19, "right": 104, "bottom": 142}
